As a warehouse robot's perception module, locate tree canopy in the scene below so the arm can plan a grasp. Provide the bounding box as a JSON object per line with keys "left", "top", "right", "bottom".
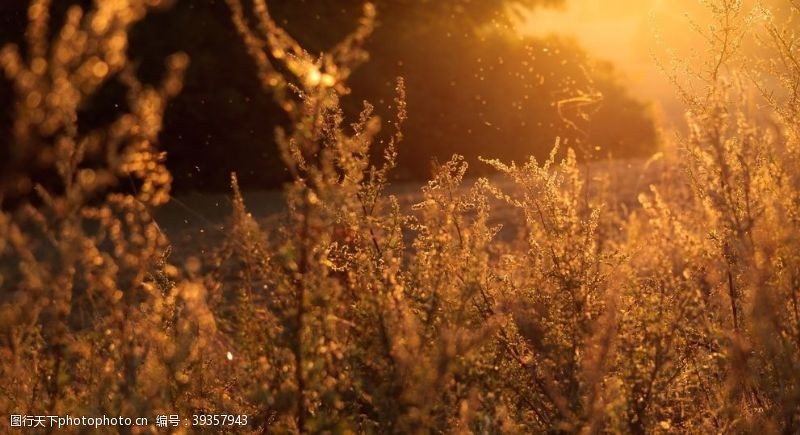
{"left": 1, "top": 0, "right": 656, "bottom": 191}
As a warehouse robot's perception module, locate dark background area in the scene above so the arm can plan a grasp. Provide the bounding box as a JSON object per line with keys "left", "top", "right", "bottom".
{"left": 1, "top": 0, "right": 657, "bottom": 193}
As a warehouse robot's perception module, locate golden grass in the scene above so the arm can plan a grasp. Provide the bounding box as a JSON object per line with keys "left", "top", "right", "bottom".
{"left": 1, "top": 0, "right": 799, "bottom": 432}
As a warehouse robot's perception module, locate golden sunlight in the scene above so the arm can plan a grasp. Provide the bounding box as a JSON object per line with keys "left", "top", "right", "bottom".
{"left": 518, "top": 0, "right": 773, "bottom": 125}
{"left": 2, "top": 0, "right": 799, "bottom": 431}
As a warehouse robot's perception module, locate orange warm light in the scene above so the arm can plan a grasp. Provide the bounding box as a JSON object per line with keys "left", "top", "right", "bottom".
{"left": 518, "top": 0, "right": 780, "bottom": 125}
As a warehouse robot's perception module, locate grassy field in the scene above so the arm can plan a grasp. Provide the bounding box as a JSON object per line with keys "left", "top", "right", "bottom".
{"left": 159, "top": 157, "right": 666, "bottom": 258}
{"left": 2, "top": 0, "right": 800, "bottom": 433}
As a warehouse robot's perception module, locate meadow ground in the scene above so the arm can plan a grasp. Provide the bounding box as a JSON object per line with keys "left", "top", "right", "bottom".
{"left": 160, "top": 157, "right": 666, "bottom": 262}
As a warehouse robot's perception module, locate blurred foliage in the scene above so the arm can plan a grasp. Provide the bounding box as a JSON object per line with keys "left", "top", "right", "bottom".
{"left": 1, "top": 0, "right": 656, "bottom": 192}
{"left": 1, "top": 0, "right": 799, "bottom": 432}
{"left": 0, "top": 0, "right": 215, "bottom": 423}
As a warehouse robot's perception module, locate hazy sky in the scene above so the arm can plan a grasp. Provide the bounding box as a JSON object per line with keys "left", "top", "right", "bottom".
{"left": 519, "top": 0, "right": 713, "bottom": 126}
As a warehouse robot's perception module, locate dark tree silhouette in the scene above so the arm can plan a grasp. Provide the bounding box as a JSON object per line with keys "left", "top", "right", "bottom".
{"left": 1, "top": 0, "right": 655, "bottom": 193}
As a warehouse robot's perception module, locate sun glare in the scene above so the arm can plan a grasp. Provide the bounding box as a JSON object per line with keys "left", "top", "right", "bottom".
{"left": 2, "top": 0, "right": 799, "bottom": 431}
{"left": 519, "top": 0, "right": 736, "bottom": 125}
